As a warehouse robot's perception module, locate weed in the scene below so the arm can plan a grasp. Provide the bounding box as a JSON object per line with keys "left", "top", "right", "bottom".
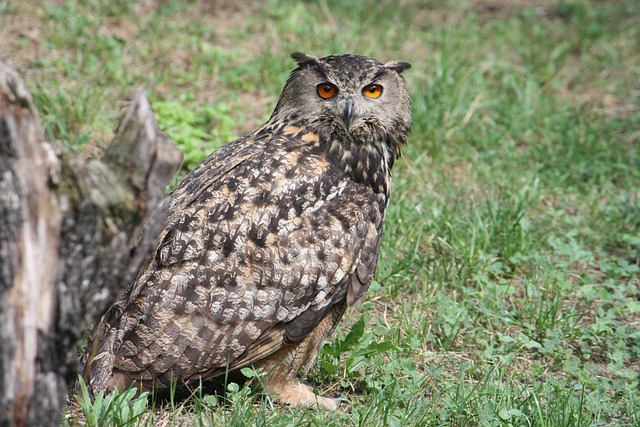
{"left": 75, "top": 377, "right": 150, "bottom": 427}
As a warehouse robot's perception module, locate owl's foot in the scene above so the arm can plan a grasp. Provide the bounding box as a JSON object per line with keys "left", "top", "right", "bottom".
{"left": 265, "top": 379, "right": 341, "bottom": 410}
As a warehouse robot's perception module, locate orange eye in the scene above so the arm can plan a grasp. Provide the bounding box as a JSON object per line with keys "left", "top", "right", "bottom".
{"left": 363, "top": 83, "right": 383, "bottom": 99}
{"left": 316, "top": 82, "right": 338, "bottom": 99}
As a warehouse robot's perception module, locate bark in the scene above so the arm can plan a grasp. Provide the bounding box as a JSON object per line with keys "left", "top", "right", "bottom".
{"left": 0, "top": 58, "right": 182, "bottom": 426}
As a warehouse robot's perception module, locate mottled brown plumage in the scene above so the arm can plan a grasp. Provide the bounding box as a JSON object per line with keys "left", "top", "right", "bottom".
{"left": 83, "top": 53, "right": 411, "bottom": 409}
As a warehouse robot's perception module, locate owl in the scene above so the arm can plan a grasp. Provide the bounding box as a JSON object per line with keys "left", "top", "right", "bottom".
{"left": 83, "top": 52, "right": 411, "bottom": 409}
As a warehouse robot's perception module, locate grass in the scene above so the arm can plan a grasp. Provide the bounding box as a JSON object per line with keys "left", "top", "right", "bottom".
{"left": 3, "top": 0, "right": 639, "bottom": 425}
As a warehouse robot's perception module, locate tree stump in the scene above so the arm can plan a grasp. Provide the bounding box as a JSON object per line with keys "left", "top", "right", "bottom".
{"left": 0, "top": 58, "right": 182, "bottom": 426}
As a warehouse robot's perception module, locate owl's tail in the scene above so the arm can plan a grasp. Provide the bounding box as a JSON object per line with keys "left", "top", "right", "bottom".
{"left": 80, "top": 311, "right": 118, "bottom": 398}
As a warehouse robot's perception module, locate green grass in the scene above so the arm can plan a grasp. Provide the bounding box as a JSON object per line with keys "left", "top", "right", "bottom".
{"left": 4, "top": 0, "right": 639, "bottom": 425}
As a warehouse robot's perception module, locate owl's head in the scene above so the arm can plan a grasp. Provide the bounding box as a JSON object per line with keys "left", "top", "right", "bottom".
{"left": 272, "top": 53, "right": 412, "bottom": 158}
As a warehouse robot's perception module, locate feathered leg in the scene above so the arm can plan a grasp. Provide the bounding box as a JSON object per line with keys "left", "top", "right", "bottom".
{"left": 254, "top": 301, "right": 347, "bottom": 410}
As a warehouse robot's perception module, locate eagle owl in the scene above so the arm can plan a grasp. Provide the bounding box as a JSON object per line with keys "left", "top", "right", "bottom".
{"left": 83, "top": 53, "right": 412, "bottom": 409}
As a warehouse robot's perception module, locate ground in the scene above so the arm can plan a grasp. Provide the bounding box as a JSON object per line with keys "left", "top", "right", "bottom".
{"left": 2, "top": 0, "right": 638, "bottom": 425}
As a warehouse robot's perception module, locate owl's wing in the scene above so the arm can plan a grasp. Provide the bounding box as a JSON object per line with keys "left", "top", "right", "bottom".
{"left": 85, "top": 130, "right": 385, "bottom": 390}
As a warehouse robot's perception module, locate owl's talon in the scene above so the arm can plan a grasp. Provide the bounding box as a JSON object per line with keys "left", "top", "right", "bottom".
{"left": 264, "top": 379, "right": 345, "bottom": 410}
{"left": 332, "top": 397, "right": 351, "bottom": 406}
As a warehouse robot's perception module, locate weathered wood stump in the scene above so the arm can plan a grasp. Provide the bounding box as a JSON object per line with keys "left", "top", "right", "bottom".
{"left": 0, "top": 58, "right": 182, "bottom": 426}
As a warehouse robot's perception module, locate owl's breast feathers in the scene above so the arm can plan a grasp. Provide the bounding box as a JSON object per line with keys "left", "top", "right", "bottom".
{"left": 86, "top": 115, "right": 392, "bottom": 389}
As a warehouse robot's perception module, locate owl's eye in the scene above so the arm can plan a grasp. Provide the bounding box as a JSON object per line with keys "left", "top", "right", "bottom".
{"left": 362, "top": 83, "right": 383, "bottom": 99}
{"left": 316, "top": 82, "right": 338, "bottom": 100}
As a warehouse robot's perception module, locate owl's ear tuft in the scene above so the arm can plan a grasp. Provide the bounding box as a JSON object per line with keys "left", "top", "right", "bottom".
{"left": 384, "top": 60, "right": 411, "bottom": 74}
{"left": 291, "top": 52, "right": 319, "bottom": 66}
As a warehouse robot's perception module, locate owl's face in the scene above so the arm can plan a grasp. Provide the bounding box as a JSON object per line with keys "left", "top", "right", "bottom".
{"left": 272, "top": 53, "right": 412, "bottom": 158}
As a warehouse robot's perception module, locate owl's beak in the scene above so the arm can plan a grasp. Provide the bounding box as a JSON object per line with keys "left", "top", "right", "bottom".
{"left": 342, "top": 98, "right": 354, "bottom": 131}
